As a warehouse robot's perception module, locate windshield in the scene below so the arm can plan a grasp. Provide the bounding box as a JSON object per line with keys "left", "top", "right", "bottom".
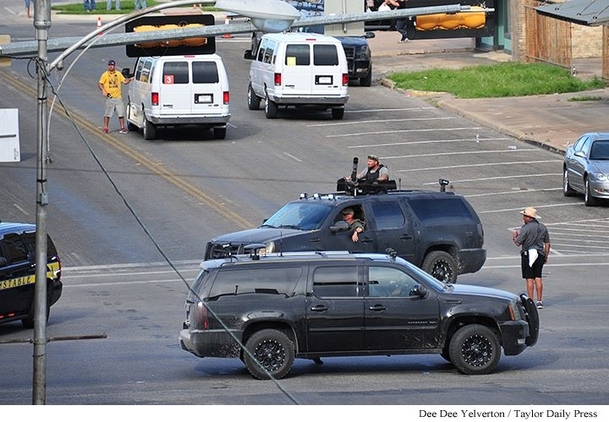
{"left": 261, "top": 202, "right": 334, "bottom": 231}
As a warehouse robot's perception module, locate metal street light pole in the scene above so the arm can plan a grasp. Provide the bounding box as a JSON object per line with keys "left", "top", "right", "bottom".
{"left": 32, "top": 0, "right": 51, "bottom": 405}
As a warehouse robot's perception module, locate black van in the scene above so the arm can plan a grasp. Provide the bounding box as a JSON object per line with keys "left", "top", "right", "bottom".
{"left": 0, "top": 222, "right": 62, "bottom": 328}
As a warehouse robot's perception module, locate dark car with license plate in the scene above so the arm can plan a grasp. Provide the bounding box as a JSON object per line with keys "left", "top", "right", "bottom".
{"left": 180, "top": 251, "right": 539, "bottom": 379}
{"left": 0, "top": 222, "right": 62, "bottom": 328}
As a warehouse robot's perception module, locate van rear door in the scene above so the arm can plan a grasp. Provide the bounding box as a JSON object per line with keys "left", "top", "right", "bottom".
{"left": 158, "top": 59, "right": 225, "bottom": 118}
{"left": 190, "top": 59, "right": 227, "bottom": 117}
{"left": 281, "top": 42, "right": 344, "bottom": 97}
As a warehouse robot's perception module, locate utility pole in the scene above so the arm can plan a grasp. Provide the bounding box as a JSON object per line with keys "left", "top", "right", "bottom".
{"left": 32, "top": 0, "right": 51, "bottom": 405}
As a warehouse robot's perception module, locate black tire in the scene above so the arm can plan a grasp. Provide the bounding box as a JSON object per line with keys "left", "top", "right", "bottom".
{"left": 422, "top": 250, "right": 458, "bottom": 283}
{"left": 265, "top": 95, "right": 278, "bottom": 119}
{"left": 213, "top": 126, "right": 227, "bottom": 140}
{"left": 360, "top": 67, "right": 372, "bottom": 87}
{"left": 563, "top": 168, "right": 577, "bottom": 196}
{"left": 584, "top": 178, "right": 597, "bottom": 206}
{"left": 243, "top": 329, "right": 295, "bottom": 380}
{"left": 331, "top": 107, "right": 345, "bottom": 120}
{"left": 449, "top": 324, "right": 501, "bottom": 375}
{"left": 247, "top": 83, "right": 261, "bottom": 110}
{"left": 143, "top": 115, "right": 156, "bottom": 140}
{"left": 127, "top": 121, "right": 138, "bottom": 132}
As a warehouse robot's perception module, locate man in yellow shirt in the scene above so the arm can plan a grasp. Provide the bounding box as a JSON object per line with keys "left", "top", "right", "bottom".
{"left": 98, "top": 59, "right": 133, "bottom": 134}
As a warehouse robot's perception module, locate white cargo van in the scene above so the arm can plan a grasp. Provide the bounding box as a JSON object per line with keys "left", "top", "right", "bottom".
{"left": 126, "top": 54, "right": 230, "bottom": 140}
{"left": 244, "top": 32, "right": 349, "bottom": 119}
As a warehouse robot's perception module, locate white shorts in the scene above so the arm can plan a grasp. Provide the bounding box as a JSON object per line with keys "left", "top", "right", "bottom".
{"left": 104, "top": 97, "right": 125, "bottom": 118}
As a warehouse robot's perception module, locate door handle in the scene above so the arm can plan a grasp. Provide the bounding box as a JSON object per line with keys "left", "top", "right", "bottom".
{"left": 400, "top": 234, "right": 413, "bottom": 240}
{"left": 368, "top": 304, "right": 387, "bottom": 311}
{"left": 310, "top": 305, "right": 328, "bottom": 312}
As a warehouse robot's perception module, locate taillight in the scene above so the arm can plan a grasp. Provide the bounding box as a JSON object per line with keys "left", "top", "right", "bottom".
{"left": 223, "top": 91, "right": 229, "bottom": 104}
{"left": 342, "top": 73, "right": 349, "bottom": 86}
{"left": 151, "top": 92, "right": 159, "bottom": 106}
{"left": 193, "top": 301, "right": 209, "bottom": 330}
{"left": 274, "top": 73, "right": 281, "bottom": 86}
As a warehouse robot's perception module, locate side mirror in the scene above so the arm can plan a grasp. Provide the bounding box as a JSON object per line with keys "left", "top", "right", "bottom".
{"left": 330, "top": 220, "right": 350, "bottom": 233}
{"left": 121, "top": 68, "right": 132, "bottom": 78}
{"left": 244, "top": 49, "right": 254, "bottom": 60}
{"left": 409, "top": 284, "right": 428, "bottom": 298}
{"left": 0, "top": 256, "right": 7, "bottom": 267}
{"left": 574, "top": 151, "right": 586, "bottom": 158}
{"left": 364, "top": 31, "right": 376, "bottom": 39}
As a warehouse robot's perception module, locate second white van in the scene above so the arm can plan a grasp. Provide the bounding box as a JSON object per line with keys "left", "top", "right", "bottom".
{"left": 244, "top": 32, "right": 349, "bottom": 120}
{"left": 126, "top": 54, "right": 230, "bottom": 140}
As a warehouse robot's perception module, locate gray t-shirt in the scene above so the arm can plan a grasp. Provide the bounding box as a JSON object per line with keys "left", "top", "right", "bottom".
{"left": 516, "top": 219, "right": 550, "bottom": 255}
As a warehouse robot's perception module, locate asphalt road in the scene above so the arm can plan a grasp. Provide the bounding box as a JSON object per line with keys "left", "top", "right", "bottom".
{"left": 1, "top": 12, "right": 609, "bottom": 409}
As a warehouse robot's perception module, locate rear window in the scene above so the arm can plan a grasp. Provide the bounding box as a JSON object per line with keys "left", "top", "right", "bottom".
{"left": 208, "top": 266, "right": 303, "bottom": 299}
{"left": 408, "top": 197, "right": 474, "bottom": 222}
{"left": 312, "top": 266, "right": 360, "bottom": 298}
{"left": 313, "top": 44, "right": 339, "bottom": 66}
{"left": 285, "top": 44, "right": 310, "bottom": 66}
{"left": 192, "top": 61, "right": 219, "bottom": 84}
{"left": 163, "top": 61, "right": 189, "bottom": 84}
{"left": 370, "top": 202, "right": 405, "bottom": 230}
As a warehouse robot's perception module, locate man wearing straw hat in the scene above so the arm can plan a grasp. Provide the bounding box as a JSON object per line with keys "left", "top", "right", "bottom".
{"left": 512, "top": 207, "right": 551, "bottom": 309}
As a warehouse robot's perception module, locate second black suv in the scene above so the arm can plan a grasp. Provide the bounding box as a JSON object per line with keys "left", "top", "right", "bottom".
{"left": 205, "top": 180, "right": 486, "bottom": 283}
{"left": 0, "top": 222, "right": 62, "bottom": 328}
{"left": 180, "top": 251, "right": 539, "bottom": 379}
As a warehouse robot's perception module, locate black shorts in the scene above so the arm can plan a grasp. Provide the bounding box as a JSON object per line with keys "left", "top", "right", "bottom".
{"left": 521, "top": 251, "right": 545, "bottom": 279}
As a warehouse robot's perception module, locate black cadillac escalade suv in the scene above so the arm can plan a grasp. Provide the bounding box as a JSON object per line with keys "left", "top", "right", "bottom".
{"left": 180, "top": 251, "right": 539, "bottom": 379}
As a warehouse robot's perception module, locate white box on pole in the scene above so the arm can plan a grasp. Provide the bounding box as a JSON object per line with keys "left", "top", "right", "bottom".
{"left": 0, "top": 108, "right": 21, "bottom": 162}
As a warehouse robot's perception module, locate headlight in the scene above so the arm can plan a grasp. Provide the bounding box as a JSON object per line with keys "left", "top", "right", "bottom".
{"left": 354, "top": 47, "right": 370, "bottom": 60}
{"left": 590, "top": 172, "right": 609, "bottom": 181}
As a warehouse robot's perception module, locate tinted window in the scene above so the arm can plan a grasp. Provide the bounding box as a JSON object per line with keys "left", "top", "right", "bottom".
{"left": 370, "top": 202, "right": 405, "bottom": 229}
{"left": 590, "top": 140, "right": 609, "bottom": 160}
{"left": 313, "top": 44, "right": 339, "bottom": 66}
{"left": 163, "top": 62, "right": 189, "bottom": 84}
{"left": 408, "top": 198, "right": 472, "bottom": 222}
{"left": 3, "top": 233, "right": 28, "bottom": 264}
{"left": 312, "top": 266, "right": 359, "bottom": 298}
{"left": 285, "top": 44, "right": 310, "bottom": 66}
{"left": 140, "top": 59, "right": 153, "bottom": 83}
{"left": 192, "top": 61, "right": 219, "bottom": 83}
{"left": 208, "top": 266, "right": 303, "bottom": 299}
{"left": 367, "top": 266, "right": 418, "bottom": 298}
{"left": 134, "top": 59, "right": 144, "bottom": 81}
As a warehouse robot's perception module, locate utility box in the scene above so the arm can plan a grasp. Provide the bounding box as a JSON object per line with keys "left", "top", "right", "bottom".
{"left": 324, "top": 0, "right": 364, "bottom": 36}
{"left": 0, "top": 109, "right": 20, "bottom": 162}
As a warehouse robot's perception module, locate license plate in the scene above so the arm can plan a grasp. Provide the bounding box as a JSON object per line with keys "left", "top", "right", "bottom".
{"left": 316, "top": 75, "right": 333, "bottom": 85}
{"left": 195, "top": 93, "right": 213, "bottom": 104}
